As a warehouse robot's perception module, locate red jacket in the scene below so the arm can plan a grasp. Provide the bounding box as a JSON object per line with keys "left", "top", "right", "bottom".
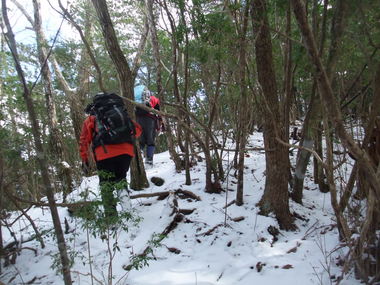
{"left": 135, "top": 95, "right": 160, "bottom": 119}
{"left": 79, "top": 115, "right": 142, "bottom": 162}
{"left": 150, "top": 96, "right": 160, "bottom": 109}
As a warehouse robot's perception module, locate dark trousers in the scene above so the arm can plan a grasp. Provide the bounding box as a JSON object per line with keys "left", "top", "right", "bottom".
{"left": 96, "top": 154, "right": 132, "bottom": 217}
{"left": 137, "top": 115, "right": 157, "bottom": 148}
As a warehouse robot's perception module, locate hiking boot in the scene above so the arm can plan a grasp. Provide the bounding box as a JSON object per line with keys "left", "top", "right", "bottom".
{"left": 146, "top": 157, "right": 153, "bottom": 166}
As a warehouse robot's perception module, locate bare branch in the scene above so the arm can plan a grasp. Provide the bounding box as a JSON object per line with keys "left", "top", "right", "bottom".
{"left": 58, "top": 0, "right": 106, "bottom": 92}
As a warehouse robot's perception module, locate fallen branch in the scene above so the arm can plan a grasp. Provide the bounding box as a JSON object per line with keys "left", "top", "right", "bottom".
{"left": 231, "top": 216, "right": 245, "bottom": 222}
{"left": 223, "top": 200, "right": 235, "bottom": 209}
{"left": 196, "top": 223, "right": 223, "bottom": 237}
{"left": 166, "top": 246, "right": 181, "bottom": 254}
{"left": 130, "top": 191, "right": 170, "bottom": 200}
{"left": 122, "top": 194, "right": 185, "bottom": 271}
{"left": 70, "top": 270, "right": 103, "bottom": 285}
{"left": 175, "top": 189, "right": 201, "bottom": 201}
{"left": 9, "top": 186, "right": 201, "bottom": 211}
{"left": 130, "top": 189, "right": 201, "bottom": 201}
{"left": 123, "top": 213, "right": 184, "bottom": 271}
{"left": 4, "top": 187, "right": 45, "bottom": 248}
{"left": 178, "top": 208, "right": 196, "bottom": 215}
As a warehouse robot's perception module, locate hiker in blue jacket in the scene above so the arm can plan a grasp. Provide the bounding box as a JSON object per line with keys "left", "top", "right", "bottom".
{"left": 134, "top": 85, "right": 163, "bottom": 166}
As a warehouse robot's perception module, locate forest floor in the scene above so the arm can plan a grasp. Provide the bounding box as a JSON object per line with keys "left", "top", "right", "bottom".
{"left": 0, "top": 131, "right": 361, "bottom": 285}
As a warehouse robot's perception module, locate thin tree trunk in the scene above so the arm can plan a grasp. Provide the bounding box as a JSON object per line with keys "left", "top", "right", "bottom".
{"left": 291, "top": 0, "right": 380, "bottom": 201}
{"left": 32, "top": 0, "right": 73, "bottom": 201}
{"left": 58, "top": 0, "right": 106, "bottom": 93}
{"left": 321, "top": 101, "right": 351, "bottom": 240}
{"left": 51, "top": 58, "right": 85, "bottom": 143}
{"left": 1, "top": 1, "right": 72, "bottom": 283}
{"left": 206, "top": 63, "right": 224, "bottom": 182}
{"left": 292, "top": 88, "right": 319, "bottom": 203}
{"left": 91, "top": 0, "right": 149, "bottom": 190}
{"left": 13, "top": 0, "right": 84, "bottom": 146}
{"left": 282, "top": 2, "right": 294, "bottom": 189}
{"left": 163, "top": 1, "right": 185, "bottom": 156}
{"left": 315, "top": 0, "right": 346, "bottom": 192}
{"left": 199, "top": 66, "right": 221, "bottom": 192}
{"left": 236, "top": 3, "right": 250, "bottom": 206}
{"left": 294, "top": 1, "right": 325, "bottom": 197}
{"left": 146, "top": 0, "right": 162, "bottom": 94}
{"left": 145, "top": 0, "right": 182, "bottom": 178}
{"left": 178, "top": 5, "right": 192, "bottom": 186}
{"left": 0, "top": 146, "right": 4, "bottom": 274}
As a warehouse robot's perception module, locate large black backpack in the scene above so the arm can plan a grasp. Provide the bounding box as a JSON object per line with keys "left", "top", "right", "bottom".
{"left": 91, "top": 92, "right": 135, "bottom": 151}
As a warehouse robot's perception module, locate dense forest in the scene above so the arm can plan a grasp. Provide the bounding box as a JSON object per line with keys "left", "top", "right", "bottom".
{"left": 0, "top": 0, "right": 379, "bottom": 284}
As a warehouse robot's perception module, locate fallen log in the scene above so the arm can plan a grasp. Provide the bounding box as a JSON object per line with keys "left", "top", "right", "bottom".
{"left": 175, "top": 189, "right": 201, "bottom": 201}
{"left": 179, "top": 208, "right": 196, "bottom": 215}
{"left": 130, "top": 191, "right": 170, "bottom": 200}
{"left": 231, "top": 216, "right": 245, "bottom": 222}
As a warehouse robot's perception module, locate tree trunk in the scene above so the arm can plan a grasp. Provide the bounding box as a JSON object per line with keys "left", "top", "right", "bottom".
{"left": 200, "top": 66, "right": 223, "bottom": 192}
{"left": 14, "top": 0, "right": 84, "bottom": 158}
{"left": 160, "top": 0, "right": 183, "bottom": 172}
{"left": 145, "top": 0, "right": 183, "bottom": 179}
{"left": 178, "top": 5, "right": 192, "bottom": 186}
{"left": 54, "top": 1, "right": 105, "bottom": 143}
{"left": 2, "top": 1, "right": 72, "bottom": 283}
{"left": 146, "top": 0, "right": 162, "bottom": 94}
{"left": 282, "top": 2, "right": 294, "bottom": 189}
{"left": 32, "top": 0, "right": 73, "bottom": 201}
{"left": 236, "top": 3, "right": 250, "bottom": 206}
{"left": 291, "top": 0, "right": 380, "bottom": 201}
{"left": 91, "top": 0, "right": 149, "bottom": 190}
{"left": 251, "top": 0, "right": 294, "bottom": 230}
{"left": 58, "top": 0, "right": 106, "bottom": 93}
{"left": 0, "top": 144, "right": 4, "bottom": 274}
{"left": 292, "top": 90, "right": 319, "bottom": 203}
{"left": 292, "top": 0, "right": 345, "bottom": 201}
{"left": 51, "top": 58, "right": 85, "bottom": 144}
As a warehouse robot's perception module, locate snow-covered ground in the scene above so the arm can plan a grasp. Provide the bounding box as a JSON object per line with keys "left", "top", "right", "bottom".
{"left": 0, "top": 132, "right": 360, "bottom": 285}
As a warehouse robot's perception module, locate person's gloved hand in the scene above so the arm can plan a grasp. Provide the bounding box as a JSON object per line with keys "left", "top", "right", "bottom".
{"left": 82, "top": 160, "right": 90, "bottom": 176}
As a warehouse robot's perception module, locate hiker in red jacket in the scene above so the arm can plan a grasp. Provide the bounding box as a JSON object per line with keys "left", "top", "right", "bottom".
{"left": 79, "top": 93, "right": 142, "bottom": 219}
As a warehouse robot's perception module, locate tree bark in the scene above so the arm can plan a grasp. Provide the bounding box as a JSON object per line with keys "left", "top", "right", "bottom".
{"left": 2, "top": 1, "right": 72, "bottom": 283}
{"left": 178, "top": 4, "right": 192, "bottom": 186}
{"left": 32, "top": 0, "right": 73, "bottom": 200}
{"left": 251, "top": 0, "right": 294, "bottom": 230}
{"left": 146, "top": 0, "right": 162, "bottom": 94}
{"left": 91, "top": 0, "right": 149, "bottom": 190}
{"left": 292, "top": 0, "right": 345, "bottom": 201}
{"left": 236, "top": 3, "right": 250, "bottom": 206}
{"left": 0, "top": 144, "right": 3, "bottom": 274}
{"left": 12, "top": 0, "right": 84, "bottom": 146}
{"left": 282, "top": 2, "right": 294, "bottom": 189}
{"left": 291, "top": 0, "right": 380, "bottom": 202}
{"left": 161, "top": 0, "right": 186, "bottom": 173}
